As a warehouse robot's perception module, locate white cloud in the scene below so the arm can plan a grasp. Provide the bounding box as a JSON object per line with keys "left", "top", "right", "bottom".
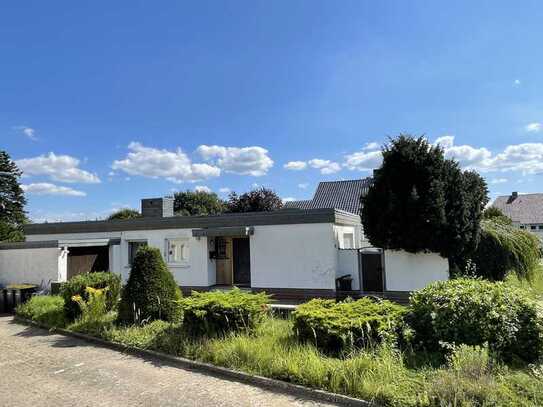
{"left": 490, "top": 178, "right": 508, "bottom": 185}
{"left": 308, "top": 159, "right": 341, "bottom": 174}
{"left": 514, "top": 79, "right": 521, "bottom": 86}
{"left": 525, "top": 122, "right": 542, "bottom": 133}
{"left": 219, "top": 187, "right": 231, "bottom": 194}
{"left": 298, "top": 183, "right": 309, "bottom": 189}
{"left": 13, "top": 126, "right": 37, "bottom": 141}
{"left": 16, "top": 152, "right": 100, "bottom": 183}
{"left": 195, "top": 185, "right": 212, "bottom": 193}
{"left": 344, "top": 149, "right": 383, "bottom": 171}
{"left": 362, "top": 142, "right": 380, "bottom": 150}
{"left": 284, "top": 161, "right": 308, "bottom": 171}
{"left": 112, "top": 142, "right": 220, "bottom": 183}
{"left": 435, "top": 135, "right": 493, "bottom": 169}
{"left": 22, "top": 182, "right": 86, "bottom": 197}
{"left": 436, "top": 136, "right": 543, "bottom": 174}
{"left": 197, "top": 145, "right": 273, "bottom": 176}
{"left": 282, "top": 197, "right": 297, "bottom": 202}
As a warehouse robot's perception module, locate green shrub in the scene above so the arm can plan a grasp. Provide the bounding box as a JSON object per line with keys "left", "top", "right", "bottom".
{"left": 180, "top": 288, "right": 270, "bottom": 336}
{"left": 117, "top": 246, "right": 182, "bottom": 324}
{"left": 16, "top": 295, "right": 66, "bottom": 327}
{"left": 60, "top": 271, "right": 121, "bottom": 320}
{"left": 408, "top": 278, "right": 543, "bottom": 363}
{"left": 471, "top": 218, "right": 541, "bottom": 281}
{"left": 292, "top": 297, "right": 408, "bottom": 353}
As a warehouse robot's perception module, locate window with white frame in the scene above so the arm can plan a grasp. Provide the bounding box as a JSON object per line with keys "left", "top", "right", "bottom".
{"left": 166, "top": 239, "right": 189, "bottom": 264}
{"left": 343, "top": 233, "right": 354, "bottom": 249}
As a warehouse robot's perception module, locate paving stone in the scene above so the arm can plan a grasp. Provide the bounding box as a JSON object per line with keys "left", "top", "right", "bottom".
{"left": 0, "top": 315, "right": 336, "bottom": 407}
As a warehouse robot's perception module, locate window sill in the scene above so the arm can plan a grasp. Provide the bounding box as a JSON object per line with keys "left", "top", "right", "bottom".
{"left": 167, "top": 263, "right": 190, "bottom": 269}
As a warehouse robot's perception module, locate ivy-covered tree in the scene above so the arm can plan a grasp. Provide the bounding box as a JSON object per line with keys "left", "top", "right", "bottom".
{"left": 226, "top": 187, "right": 283, "bottom": 213}
{"left": 0, "top": 151, "right": 27, "bottom": 242}
{"left": 173, "top": 190, "right": 225, "bottom": 216}
{"left": 107, "top": 208, "right": 141, "bottom": 220}
{"left": 361, "top": 135, "right": 488, "bottom": 263}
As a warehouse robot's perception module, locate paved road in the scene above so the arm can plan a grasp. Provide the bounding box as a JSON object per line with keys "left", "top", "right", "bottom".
{"left": 0, "top": 316, "right": 336, "bottom": 407}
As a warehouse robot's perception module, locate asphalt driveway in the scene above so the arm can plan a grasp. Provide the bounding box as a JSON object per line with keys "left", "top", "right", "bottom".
{"left": 0, "top": 315, "right": 336, "bottom": 407}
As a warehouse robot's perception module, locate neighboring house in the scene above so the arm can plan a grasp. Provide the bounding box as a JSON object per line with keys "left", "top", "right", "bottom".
{"left": 0, "top": 180, "right": 449, "bottom": 302}
{"left": 492, "top": 191, "right": 543, "bottom": 244}
{"left": 284, "top": 178, "right": 371, "bottom": 215}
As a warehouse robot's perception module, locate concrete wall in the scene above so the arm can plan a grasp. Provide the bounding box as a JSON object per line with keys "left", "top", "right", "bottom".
{"left": 0, "top": 247, "right": 65, "bottom": 286}
{"left": 384, "top": 250, "right": 449, "bottom": 291}
{"left": 250, "top": 223, "right": 337, "bottom": 289}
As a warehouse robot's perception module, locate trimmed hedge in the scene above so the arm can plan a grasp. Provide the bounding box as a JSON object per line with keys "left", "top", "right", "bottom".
{"left": 16, "top": 295, "right": 66, "bottom": 328}
{"left": 118, "top": 246, "right": 182, "bottom": 324}
{"left": 407, "top": 278, "right": 543, "bottom": 363}
{"left": 472, "top": 219, "right": 541, "bottom": 281}
{"left": 180, "top": 288, "right": 270, "bottom": 336}
{"left": 60, "top": 272, "right": 121, "bottom": 321}
{"left": 292, "top": 297, "right": 407, "bottom": 353}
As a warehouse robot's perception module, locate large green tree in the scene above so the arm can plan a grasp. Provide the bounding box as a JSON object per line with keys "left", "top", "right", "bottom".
{"left": 0, "top": 151, "right": 27, "bottom": 242}
{"left": 173, "top": 190, "right": 225, "bottom": 216}
{"left": 361, "top": 135, "right": 488, "bottom": 264}
{"left": 226, "top": 187, "right": 283, "bottom": 213}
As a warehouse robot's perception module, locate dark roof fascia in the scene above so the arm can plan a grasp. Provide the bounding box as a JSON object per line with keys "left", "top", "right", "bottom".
{"left": 24, "top": 208, "right": 361, "bottom": 236}
{"left": 0, "top": 240, "right": 59, "bottom": 250}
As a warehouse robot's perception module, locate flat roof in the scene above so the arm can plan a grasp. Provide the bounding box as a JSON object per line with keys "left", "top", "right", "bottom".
{"left": 24, "top": 208, "right": 361, "bottom": 236}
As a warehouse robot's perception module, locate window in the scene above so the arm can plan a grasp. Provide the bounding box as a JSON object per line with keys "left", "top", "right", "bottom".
{"left": 215, "top": 237, "right": 228, "bottom": 259}
{"left": 128, "top": 241, "right": 147, "bottom": 265}
{"left": 167, "top": 239, "right": 189, "bottom": 264}
{"left": 343, "top": 233, "right": 354, "bottom": 249}
{"left": 539, "top": 225, "right": 543, "bottom": 230}
{"left": 520, "top": 225, "right": 526, "bottom": 229}
{"left": 531, "top": 225, "right": 537, "bottom": 230}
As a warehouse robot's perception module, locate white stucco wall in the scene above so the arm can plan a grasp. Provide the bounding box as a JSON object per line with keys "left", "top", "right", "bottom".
{"left": 27, "top": 229, "right": 212, "bottom": 286}
{"left": 384, "top": 250, "right": 449, "bottom": 291}
{"left": 250, "top": 223, "right": 337, "bottom": 289}
{"left": 0, "top": 247, "right": 65, "bottom": 286}
{"left": 337, "top": 249, "right": 360, "bottom": 290}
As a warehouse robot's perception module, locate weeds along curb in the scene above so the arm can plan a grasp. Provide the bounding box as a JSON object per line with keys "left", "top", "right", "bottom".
{"left": 14, "top": 316, "right": 373, "bottom": 407}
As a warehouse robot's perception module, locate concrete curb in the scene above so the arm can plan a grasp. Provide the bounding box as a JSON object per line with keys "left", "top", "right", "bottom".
{"left": 14, "top": 317, "right": 373, "bottom": 407}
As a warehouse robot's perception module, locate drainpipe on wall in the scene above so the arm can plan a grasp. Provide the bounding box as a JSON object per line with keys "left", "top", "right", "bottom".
{"left": 57, "top": 246, "right": 69, "bottom": 282}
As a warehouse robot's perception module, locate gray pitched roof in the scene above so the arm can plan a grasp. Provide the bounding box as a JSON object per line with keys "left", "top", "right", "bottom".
{"left": 283, "top": 178, "right": 372, "bottom": 215}
{"left": 492, "top": 193, "right": 543, "bottom": 224}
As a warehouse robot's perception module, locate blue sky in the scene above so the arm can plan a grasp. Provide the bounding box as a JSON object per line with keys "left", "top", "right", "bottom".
{"left": 2, "top": 1, "right": 543, "bottom": 222}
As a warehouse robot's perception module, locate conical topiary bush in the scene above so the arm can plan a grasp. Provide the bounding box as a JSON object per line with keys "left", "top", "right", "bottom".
{"left": 117, "top": 246, "right": 182, "bottom": 324}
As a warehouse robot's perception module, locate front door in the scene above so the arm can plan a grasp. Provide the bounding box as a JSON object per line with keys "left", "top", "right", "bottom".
{"left": 361, "top": 252, "right": 383, "bottom": 292}
{"left": 232, "top": 238, "right": 251, "bottom": 286}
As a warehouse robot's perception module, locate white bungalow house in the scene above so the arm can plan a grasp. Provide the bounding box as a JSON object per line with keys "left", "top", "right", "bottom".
{"left": 0, "top": 180, "right": 449, "bottom": 302}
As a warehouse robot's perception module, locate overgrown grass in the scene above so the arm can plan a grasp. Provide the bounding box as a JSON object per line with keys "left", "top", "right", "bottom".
{"left": 15, "top": 293, "right": 543, "bottom": 406}
{"left": 15, "top": 295, "right": 67, "bottom": 328}
{"left": 99, "top": 316, "right": 543, "bottom": 406}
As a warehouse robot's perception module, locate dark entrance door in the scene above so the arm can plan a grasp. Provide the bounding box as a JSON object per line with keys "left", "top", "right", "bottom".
{"left": 67, "top": 246, "right": 109, "bottom": 279}
{"left": 361, "top": 252, "right": 383, "bottom": 292}
{"left": 232, "top": 238, "right": 251, "bottom": 286}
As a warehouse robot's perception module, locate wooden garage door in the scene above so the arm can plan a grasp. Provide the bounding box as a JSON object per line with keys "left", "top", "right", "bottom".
{"left": 67, "top": 246, "right": 109, "bottom": 279}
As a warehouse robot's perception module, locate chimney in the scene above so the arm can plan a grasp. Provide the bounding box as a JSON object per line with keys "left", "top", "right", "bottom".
{"left": 141, "top": 197, "right": 174, "bottom": 218}
{"left": 507, "top": 191, "right": 519, "bottom": 204}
